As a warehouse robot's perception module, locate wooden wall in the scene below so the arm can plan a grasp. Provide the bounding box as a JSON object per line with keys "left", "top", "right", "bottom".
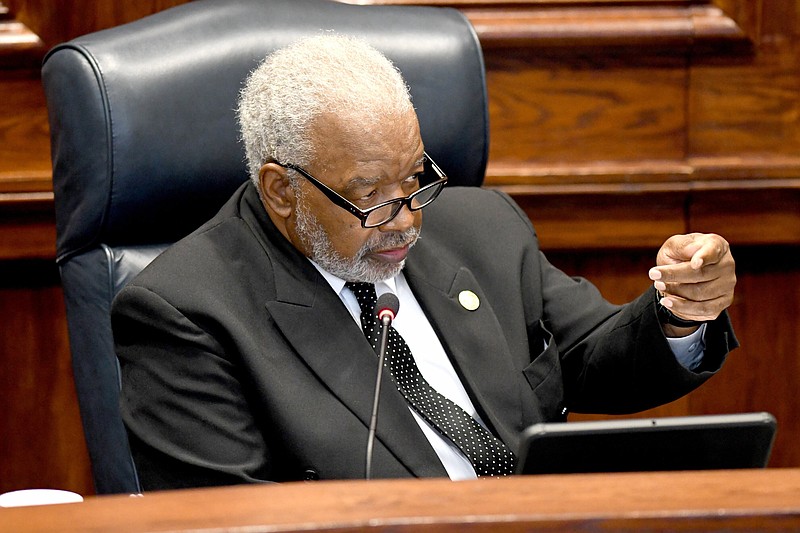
{"left": 0, "top": 0, "right": 797, "bottom": 496}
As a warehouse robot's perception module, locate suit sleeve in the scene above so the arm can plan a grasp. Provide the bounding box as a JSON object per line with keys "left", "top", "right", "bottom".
{"left": 549, "top": 279, "right": 737, "bottom": 414}
{"left": 494, "top": 190, "right": 737, "bottom": 415}
{"left": 113, "top": 284, "right": 274, "bottom": 490}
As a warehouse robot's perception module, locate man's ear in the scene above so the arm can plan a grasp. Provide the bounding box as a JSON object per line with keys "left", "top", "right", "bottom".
{"left": 258, "top": 162, "right": 295, "bottom": 218}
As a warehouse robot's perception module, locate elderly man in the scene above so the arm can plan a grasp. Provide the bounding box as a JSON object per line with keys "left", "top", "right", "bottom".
{"left": 113, "top": 35, "right": 737, "bottom": 489}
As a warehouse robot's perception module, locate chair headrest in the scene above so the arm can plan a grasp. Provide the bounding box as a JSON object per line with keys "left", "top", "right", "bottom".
{"left": 43, "top": 0, "right": 488, "bottom": 263}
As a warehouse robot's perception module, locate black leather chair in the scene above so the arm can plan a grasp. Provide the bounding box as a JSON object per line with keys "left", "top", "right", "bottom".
{"left": 42, "top": 0, "right": 488, "bottom": 495}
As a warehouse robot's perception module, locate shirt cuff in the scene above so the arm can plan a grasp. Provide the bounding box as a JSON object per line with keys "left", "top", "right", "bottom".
{"left": 666, "top": 323, "right": 708, "bottom": 371}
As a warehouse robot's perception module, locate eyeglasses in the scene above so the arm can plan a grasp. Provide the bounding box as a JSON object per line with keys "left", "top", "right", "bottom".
{"left": 275, "top": 152, "right": 448, "bottom": 228}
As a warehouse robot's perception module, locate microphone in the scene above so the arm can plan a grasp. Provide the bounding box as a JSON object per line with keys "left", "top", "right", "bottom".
{"left": 365, "top": 292, "right": 400, "bottom": 480}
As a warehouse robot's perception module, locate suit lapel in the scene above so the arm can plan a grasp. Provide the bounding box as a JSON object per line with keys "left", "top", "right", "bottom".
{"left": 404, "top": 240, "right": 525, "bottom": 451}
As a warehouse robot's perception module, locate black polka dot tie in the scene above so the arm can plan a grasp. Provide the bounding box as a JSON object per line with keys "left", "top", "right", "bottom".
{"left": 346, "top": 282, "right": 515, "bottom": 477}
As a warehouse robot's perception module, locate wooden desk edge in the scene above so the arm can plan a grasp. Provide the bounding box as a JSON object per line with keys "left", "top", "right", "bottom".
{"left": 2, "top": 469, "right": 800, "bottom": 532}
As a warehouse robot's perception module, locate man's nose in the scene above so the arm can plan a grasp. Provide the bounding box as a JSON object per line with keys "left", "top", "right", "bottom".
{"left": 379, "top": 202, "right": 415, "bottom": 233}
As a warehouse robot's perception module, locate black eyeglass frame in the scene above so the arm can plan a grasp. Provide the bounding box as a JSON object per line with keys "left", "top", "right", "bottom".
{"left": 274, "top": 151, "right": 448, "bottom": 228}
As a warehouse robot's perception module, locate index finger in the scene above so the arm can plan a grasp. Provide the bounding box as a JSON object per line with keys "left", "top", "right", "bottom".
{"left": 650, "top": 260, "right": 717, "bottom": 284}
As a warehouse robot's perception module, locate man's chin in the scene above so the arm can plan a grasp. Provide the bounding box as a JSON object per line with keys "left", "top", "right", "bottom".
{"left": 361, "top": 258, "right": 405, "bottom": 283}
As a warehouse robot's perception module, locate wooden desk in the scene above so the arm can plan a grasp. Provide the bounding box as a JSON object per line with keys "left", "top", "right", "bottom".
{"left": 2, "top": 469, "right": 799, "bottom": 532}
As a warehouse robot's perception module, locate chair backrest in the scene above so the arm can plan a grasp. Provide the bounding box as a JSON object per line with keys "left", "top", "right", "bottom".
{"left": 42, "top": 0, "right": 488, "bottom": 495}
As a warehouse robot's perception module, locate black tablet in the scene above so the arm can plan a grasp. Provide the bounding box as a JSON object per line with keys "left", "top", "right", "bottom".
{"left": 516, "top": 412, "right": 777, "bottom": 475}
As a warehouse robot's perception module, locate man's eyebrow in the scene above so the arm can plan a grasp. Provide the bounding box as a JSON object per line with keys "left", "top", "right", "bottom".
{"left": 342, "top": 157, "right": 427, "bottom": 195}
{"left": 341, "top": 175, "right": 382, "bottom": 195}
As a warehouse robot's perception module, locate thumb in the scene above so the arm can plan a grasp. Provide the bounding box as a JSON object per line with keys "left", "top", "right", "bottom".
{"left": 659, "top": 233, "right": 705, "bottom": 267}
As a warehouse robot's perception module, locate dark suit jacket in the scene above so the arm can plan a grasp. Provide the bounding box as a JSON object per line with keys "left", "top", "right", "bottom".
{"left": 112, "top": 182, "right": 736, "bottom": 489}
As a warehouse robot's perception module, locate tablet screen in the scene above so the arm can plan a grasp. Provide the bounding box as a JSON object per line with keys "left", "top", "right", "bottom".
{"left": 516, "top": 412, "right": 777, "bottom": 475}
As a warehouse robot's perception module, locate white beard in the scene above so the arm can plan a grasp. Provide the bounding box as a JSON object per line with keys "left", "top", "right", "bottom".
{"left": 294, "top": 193, "right": 420, "bottom": 283}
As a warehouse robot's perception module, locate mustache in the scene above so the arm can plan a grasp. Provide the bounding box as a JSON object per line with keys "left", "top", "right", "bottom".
{"left": 363, "top": 226, "right": 420, "bottom": 254}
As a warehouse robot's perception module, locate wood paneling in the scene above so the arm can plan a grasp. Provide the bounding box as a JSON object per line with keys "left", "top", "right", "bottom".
{"left": 0, "top": 260, "right": 91, "bottom": 495}
{"left": 0, "top": 75, "right": 50, "bottom": 183}
{"left": 0, "top": 1, "right": 45, "bottom": 68}
{"left": 513, "top": 190, "right": 687, "bottom": 250}
{"left": 689, "top": 44, "right": 800, "bottom": 159}
{"left": 5, "top": 0, "right": 190, "bottom": 49}
{"left": 690, "top": 186, "right": 800, "bottom": 245}
{"left": 0, "top": 0, "right": 797, "bottom": 497}
{"left": 484, "top": 49, "right": 689, "bottom": 164}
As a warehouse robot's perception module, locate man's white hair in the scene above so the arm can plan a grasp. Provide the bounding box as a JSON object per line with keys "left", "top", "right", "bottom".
{"left": 237, "top": 33, "right": 414, "bottom": 187}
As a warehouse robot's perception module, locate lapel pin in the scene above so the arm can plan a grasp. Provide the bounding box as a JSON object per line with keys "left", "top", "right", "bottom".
{"left": 458, "top": 290, "right": 480, "bottom": 311}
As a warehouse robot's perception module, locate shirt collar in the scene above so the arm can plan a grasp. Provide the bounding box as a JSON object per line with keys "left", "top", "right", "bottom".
{"left": 309, "top": 259, "right": 398, "bottom": 296}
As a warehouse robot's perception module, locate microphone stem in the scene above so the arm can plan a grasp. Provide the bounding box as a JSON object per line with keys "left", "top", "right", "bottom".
{"left": 366, "top": 316, "right": 391, "bottom": 480}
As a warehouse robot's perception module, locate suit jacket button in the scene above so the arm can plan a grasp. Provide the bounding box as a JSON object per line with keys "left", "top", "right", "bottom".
{"left": 302, "top": 468, "right": 319, "bottom": 481}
